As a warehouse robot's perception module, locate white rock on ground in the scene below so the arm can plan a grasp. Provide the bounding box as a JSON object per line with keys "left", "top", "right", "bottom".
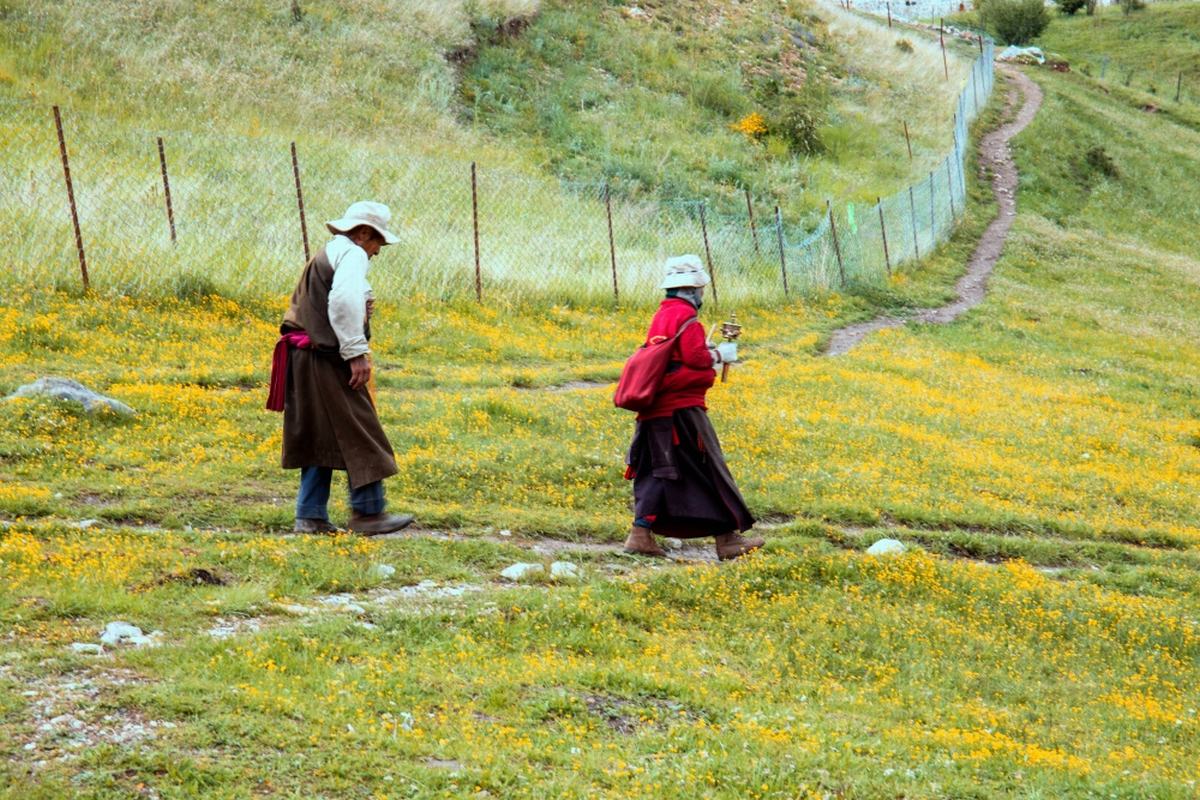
{"left": 370, "top": 563, "right": 397, "bottom": 580}
{"left": 663, "top": 538, "right": 684, "bottom": 550}
{"left": 549, "top": 561, "right": 580, "bottom": 580}
{"left": 69, "top": 643, "right": 104, "bottom": 655}
{"left": 6, "top": 377, "right": 135, "bottom": 416}
{"left": 317, "top": 594, "right": 367, "bottom": 614}
{"left": 866, "top": 538, "right": 907, "bottom": 556}
{"left": 500, "top": 563, "right": 544, "bottom": 581}
{"left": 99, "top": 622, "right": 162, "bottom": 647}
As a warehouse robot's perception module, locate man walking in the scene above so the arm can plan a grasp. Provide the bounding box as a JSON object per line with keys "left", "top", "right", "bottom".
{"left": 268, "top": 200, "right": 414, "bottom": 535}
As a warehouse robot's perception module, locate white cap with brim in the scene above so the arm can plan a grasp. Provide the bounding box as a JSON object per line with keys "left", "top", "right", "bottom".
{"left": 660, "top": 254, "right": 711, "bottom": 289}
{"left": 325, "top": 200, "right": 401, "bottom": 245}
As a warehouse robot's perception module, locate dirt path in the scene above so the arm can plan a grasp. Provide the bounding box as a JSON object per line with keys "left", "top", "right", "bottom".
{"left": 825, "top": 67, "right": 1044, "bottom": 356}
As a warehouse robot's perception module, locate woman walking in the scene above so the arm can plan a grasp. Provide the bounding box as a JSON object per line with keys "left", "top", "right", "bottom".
{"left": 622, "top": 255, "right": 763, "bottom": 561}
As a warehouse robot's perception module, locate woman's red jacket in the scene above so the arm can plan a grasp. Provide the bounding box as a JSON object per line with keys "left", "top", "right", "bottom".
{"left": 636, "top": 297, "right": 715, "bottom": 421}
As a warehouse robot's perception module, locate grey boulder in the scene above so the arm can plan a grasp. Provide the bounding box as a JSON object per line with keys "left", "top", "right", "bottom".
{"left": 7, "top": 378, "right": 134, "bottom": 416}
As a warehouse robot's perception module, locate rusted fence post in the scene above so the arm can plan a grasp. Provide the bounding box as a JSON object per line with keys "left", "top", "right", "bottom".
{"left": 157, "top": 137, "right": 177, "bottom": 244}
{"left": 699, "top": 200, "right": 718, "bottom": 306}
{"left": 877, "top": 197, "right": 891, "bottom": 277}
{"left": 886, "top": 2, "right": 892, "bottom": 27}
{"left": 903, "top": 120, "right": 913, "bottom": 162}
{"left": 827, "top": 200, "right": 846, "bottom": 287}
{"left": 940, "top": 20, "right": 949, "bottom": 81}
{"left": 290, "top": 142, "right": 310, "bottom": 263}
{"left": 929, "top": 170, "right": 937, "bottom": 240}
{"left": 52, "top": 106, "right": 88, "bottom": 291}
{"left": 1176, "top": 72, "right": 1184, "bottom": 103}
{"left": 971, "top": 61, "right": 980, "bottom": 115}
{"left": 604, "top": 184, "right": 619, "bottom": 304}
{"left": 744, "top": 187, "right": 760, "bottom": 255}
{"left": 471, "top": 161, "right": 482, "bottom": 303}
{"left": 774, "top": 205, "right": 789, "bottom": 298}
{"left": 908, "top": 185, "right": 920, "bottom": 260}
{"left": 947, "top": 159, "right": 957, "bottom": 220}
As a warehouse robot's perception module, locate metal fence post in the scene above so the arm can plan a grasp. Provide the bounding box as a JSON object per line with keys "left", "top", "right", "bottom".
{"left": 744, "top": 187, "right": 760, "bottom": 255}
{"left": 52, "top": 106, "right": 88, "bottom": 291}
{"left": 908, "top": 185, "right": 920, "bottom": 260}
{"left": 947, "top": 159, "right": 957, "bottom": 220}
{"left": 699, "top": 200, "right": 718, "bottom": 307}
{"left": 971, "top": 61, "right": 980, "bottom": 115}
{"left": 604, "top": 184, "right": 619, "bottom": 304}
{"left": 156, "top": 137, "right": 177, "bottom": 245}
{"left": 290, "top": 142, "right": 310, "bottom": 263}
{"left": 903, "top": 120, "right": 913, "bottom": 162}
{"left": 877, "top": 197, "right": 891, "bottom": 277}
{"left": 774, "top": 205, "right": 789, "bottom": 297}
{"left": 471, "top": 161, "right": 482, "bottom": 303}
{"left": 929, "top": 170, "right": 937, "bottom": 240}
{"left": 827, "top": 200, "right": 846, "bottom": 287}
{"left": 940, "top": 20, "right": 949, "bottom": 81}
{"left": 1176, "top": 72, "right": 1184, "bottom": 103}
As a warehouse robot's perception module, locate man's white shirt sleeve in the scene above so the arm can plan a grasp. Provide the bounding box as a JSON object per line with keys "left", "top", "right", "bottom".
{"left": 326, "top": 236, "right": 371, "bottom": 361}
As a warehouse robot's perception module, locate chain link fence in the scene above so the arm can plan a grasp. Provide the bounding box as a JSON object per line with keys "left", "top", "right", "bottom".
{"left": 1, "top": 35, "right": 994, "bottom": 308}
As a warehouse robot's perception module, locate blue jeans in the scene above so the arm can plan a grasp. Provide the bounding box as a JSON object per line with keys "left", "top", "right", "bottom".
{"left": 296, "top": 467, "right": 385, "bottom": 520}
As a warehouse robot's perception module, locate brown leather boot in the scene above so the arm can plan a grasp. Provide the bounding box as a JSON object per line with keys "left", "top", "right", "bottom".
{"left": 293, "top": 517, "right": 340, "bottom": 534}
{"left": 714, "top": 531, "right": 764, "bottom": 561}
{"left": 623, "top": 525, "right": 667, "bottom": 557}
{"left": 347, "top": 512, "right": 415, "bottom": 536}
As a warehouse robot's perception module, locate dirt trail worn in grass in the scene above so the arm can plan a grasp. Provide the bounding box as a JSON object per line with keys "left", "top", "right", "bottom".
{"left": 826, "top": 66, "right": 1044, "bottom": 356}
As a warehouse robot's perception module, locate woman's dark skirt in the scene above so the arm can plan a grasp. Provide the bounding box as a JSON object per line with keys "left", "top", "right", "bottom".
{"left": 626, "top": 406, "right": 755, "bottom": 538}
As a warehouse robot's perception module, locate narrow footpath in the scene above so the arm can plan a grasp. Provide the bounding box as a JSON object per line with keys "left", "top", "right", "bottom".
{"left": 825, "top": 66, "right": 1044, "bottom": 356}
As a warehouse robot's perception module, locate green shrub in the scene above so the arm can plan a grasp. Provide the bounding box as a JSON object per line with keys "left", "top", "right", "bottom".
{"left": 1084, "top": 145, "right": 1119, "bottom": 179}
{"left": 1056, "top": 0, "right": 1087, "bottom": 15}
{"left": 1120, "top": 0, "right": 1145, "bottom": 15}
{"left": 895, "top": 38, "right": 915, "bottom": 53}
{"left": 980, "top": 0, "right": 1050, "bottom": 45}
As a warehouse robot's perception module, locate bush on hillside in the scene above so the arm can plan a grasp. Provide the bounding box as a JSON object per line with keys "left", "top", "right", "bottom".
{"left": 1056, "top": 0, "right": 1087, "bottom": 15}
{"left": 1120, "top": 0, "right": 1145, "bottom": 15}
{"left": 980, "top": 0, "right": 1050, "bottom": 45}
{"left": 770, "top": 90, "right": 827, "bottom": 155}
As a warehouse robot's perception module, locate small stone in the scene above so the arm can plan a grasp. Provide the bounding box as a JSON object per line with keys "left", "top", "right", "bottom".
{"left": 318, "top": 594, "right": 367, "bottom": 614}
{"left": 663, "top": 538, "right": 684, "bottom": 550}
{"left": 498, "top": 529, "right": 512, "bottom": 537}
{"left": 275, "top": 603, "right": 315, "bottom": 616}
{"left": 69, "top": 643, "right": 103, "bottom": 655}
{"left": 70, "top": 519, "right": 101, "bottom": 530}
{"left": 500, "top": 562, "right": 544, "bottom": 581}
{"left": 370, "top": 563, "right": 397, "bottom": 580}
{"left": 549, "top": 561, "right": 580, "bottom": 580}
{"left": 866, "top": 538, "right": 907, "bottom": 556}
{"left": 99, "top": 621, "right": 161, "bottom": 647}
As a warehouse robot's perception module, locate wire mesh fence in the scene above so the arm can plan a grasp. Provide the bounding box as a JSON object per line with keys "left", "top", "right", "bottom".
{"left": 1, "top": 36, "right": 994, "bottom": 308}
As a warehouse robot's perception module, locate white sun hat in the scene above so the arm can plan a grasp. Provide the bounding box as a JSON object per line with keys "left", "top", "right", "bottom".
{"left": 659, "top": 254, "right": 711, "bottom": 289}
{"left": 325, "top": 200, "right": 401, "bottom": 245}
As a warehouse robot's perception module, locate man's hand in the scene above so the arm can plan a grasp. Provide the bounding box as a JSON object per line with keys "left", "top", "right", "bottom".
{"left": 365, "top": 298, "right": 375, "bottom": 321}
{"left": 348, "top": 355, "right": 372, "bottom": 390}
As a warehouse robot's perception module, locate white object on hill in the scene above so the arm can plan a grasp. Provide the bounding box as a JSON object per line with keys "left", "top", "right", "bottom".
{"left": 997, "top": 46, "right": 1045, "bottom": 65}
{"left": 866, "top": 538, "right": 907, "bottom": 556}
{"left": 6, "top": 377, "right": 135, "bottom": 416}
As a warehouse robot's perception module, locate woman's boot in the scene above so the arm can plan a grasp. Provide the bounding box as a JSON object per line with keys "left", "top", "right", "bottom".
{"left": 624, "top": 525, "right": 667, "bottom": 557}
{"left": 714, "top": 531, "right": 764, "bottom": 561}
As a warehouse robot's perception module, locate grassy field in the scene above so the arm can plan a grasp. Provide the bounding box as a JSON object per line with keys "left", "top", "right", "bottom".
{"left": 0, "top": 0, "right": 980, "bottom": 303}
{"left": 4, "top": 3, "right": 1200, "bottom": 799}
